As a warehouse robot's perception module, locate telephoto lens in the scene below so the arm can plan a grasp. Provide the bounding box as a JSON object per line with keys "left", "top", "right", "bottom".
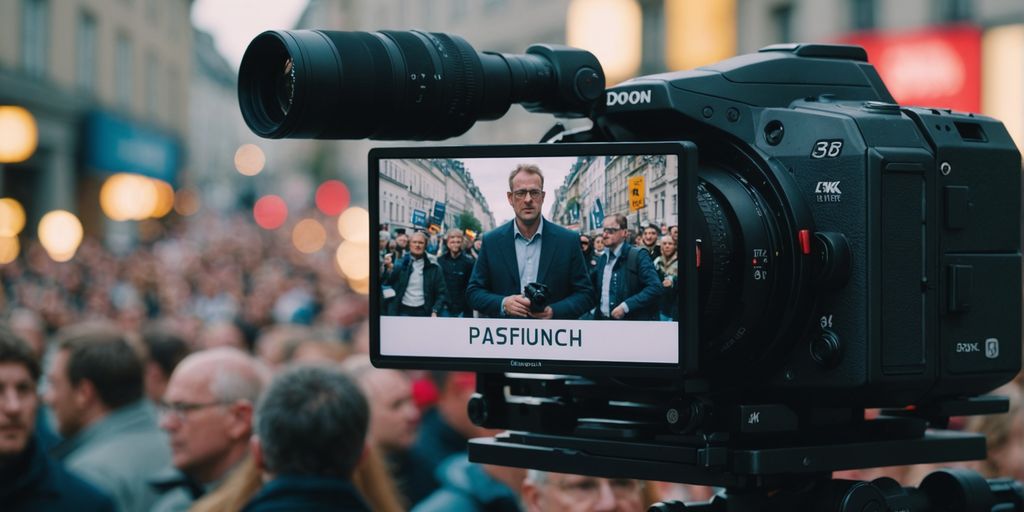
{"left": 237, "top": 30, "right": 604, "bottom": 140}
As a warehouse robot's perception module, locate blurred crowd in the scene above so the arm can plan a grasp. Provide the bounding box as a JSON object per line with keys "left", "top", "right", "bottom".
{"left": 0, "top": 210, "right": 1022, "bottom": 512}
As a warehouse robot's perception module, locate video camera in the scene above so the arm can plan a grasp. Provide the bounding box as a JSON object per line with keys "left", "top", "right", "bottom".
{"left": 239, "top": 30, "right": 1023, "bottom": 510}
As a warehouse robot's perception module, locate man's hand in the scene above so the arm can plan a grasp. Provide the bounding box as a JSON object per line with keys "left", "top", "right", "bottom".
{"left": 503, "top": 295, "right": 532, "bottom": 317}
{"left": 663, "top": 277, "right": 673, "bottom": 287}
{"left": 528, "top": 306, "right": 553, "bottom": 319}
{"left": 431, "top": 312, "right": 438, "bottom": 317}
{"left": 611, "top": 304, "right": 627, "bottom": 320}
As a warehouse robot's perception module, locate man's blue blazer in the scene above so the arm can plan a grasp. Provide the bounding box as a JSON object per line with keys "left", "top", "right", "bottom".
{"left": 467, "top": 219, "right": 596, "bottom": 319}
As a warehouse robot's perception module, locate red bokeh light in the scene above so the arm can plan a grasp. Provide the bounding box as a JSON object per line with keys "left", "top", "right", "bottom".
{"left": 315, "top": 180, "right": 351, "bottom": 216}
{"left": 253, "top": 195, "right": 288, "bottom": 230}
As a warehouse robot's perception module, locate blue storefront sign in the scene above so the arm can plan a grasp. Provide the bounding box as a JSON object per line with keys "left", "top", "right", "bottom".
{"left": 82, "top": 111, "right": 182, "bottom": 186}
{"left": 411, "top": 209, "right": 428, "bottom": 228}
{"left": 432, "top": 201, "right": 446, "bottom": 225}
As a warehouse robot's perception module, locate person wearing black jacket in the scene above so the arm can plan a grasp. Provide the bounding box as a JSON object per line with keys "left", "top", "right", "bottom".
{"left": 0, "top": 326, "right": 115, "bottom": 512}
{"left": 438, "top": 228, "right": 476, "bottom": 318}
{"left": 383, "top": 231, "right": 449, "bottom": 317}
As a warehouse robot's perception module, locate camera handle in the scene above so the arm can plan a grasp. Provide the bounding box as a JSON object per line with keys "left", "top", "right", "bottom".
{"left": 648, "top": 469, "right": 1024, "bottom": 511}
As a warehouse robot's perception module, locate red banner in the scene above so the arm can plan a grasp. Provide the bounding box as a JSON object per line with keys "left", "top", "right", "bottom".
{"left": 839, "top": 25, "right": 981, "bottom": 113}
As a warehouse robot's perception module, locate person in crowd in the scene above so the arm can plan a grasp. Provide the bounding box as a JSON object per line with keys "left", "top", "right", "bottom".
{"left": 7, "top": 308, "right": 45, "bottom": 360}
{"left": 640, "top": 224, "right": 661, "bottom": 260}
{"left": 592, "top": 214, "right": 663, "bottom": 321}
{"left": 592, "top": 233, "right": 606, "bottom": 259}
{"left": 242, "top": 365, "right": 372, "bottom": 511}
{"left": 139, "top": 322, "right": 191, "bottom": 404}
{"left": 382, "top": 231, "right": 449, "bottom": 317}
{"left": 46, "top": 322, "right": 171, "bottom": 512}
{"left": 580, "top": 234, "right": 597, "bottom": 268}
{"left": 471, "top": 238, "right": 483, "bottom": 259}
{"left": 467, "top": 164, "right": 595, "bottom": 319}
{"left": 253, "top": 324, "right": 314, "bottom": 371}
{"left": 151, "top": 348, "right": 266, "bottom": 512}
{"left": 0, "top": 325, "right": 115, "bottom": 512}
{"left": 522, "top": 471, "right": 651, "bottom": 512}
{"left": 343, "top": 355, "right": 424, "bottom": 506}
{"left": 652, "top": 235, "right": 679, "bottom": 322}
{"left": 966, "top": 381, "right": 1024, "bottom": 481}
{"left": 413, "top": 453, "right": 526, "bottom": 512}
{"left": 669, "top": 225, "right": 678, "bottom": 244}
{"left": 394, "top": 231, "right": 410, "bottom": 259}
{"left": 438, "top": 228, "right": 476, "bottom": 318}
{"left": 196, "top": 320, "right": 248, "bottom": 351}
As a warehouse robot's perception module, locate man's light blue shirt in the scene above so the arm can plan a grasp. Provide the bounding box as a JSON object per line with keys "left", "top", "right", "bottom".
{"left": 513, "top": 217, "right": 544, "bottom": 290}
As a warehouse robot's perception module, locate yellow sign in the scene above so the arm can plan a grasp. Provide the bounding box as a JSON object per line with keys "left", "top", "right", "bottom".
{"left": 628, "top": 175, "right": 645, "bottom": 211}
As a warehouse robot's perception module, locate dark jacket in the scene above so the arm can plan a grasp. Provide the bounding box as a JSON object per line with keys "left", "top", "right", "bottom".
{"left": 1, "top": 437, "right": 115, "bottom": 512}
{"left": 384, "top": 255, "right": 449, "bottom": 315}
{"left": 412, "top": 454, "right": 522, "bottom": 512}
{"left": 467, "top": 219, "right": 596, "bottom": 319}
{"left": 592, "top": 244, "right": 663, "bottom": 320}
{"left": 241, "top": 475, "right": 370, "bottom": 512}
{"left": 438, "top": 251, "right": 476, "bottom": 317}
{"left": 399, "top": 407, "right": 469, "bottom": 504}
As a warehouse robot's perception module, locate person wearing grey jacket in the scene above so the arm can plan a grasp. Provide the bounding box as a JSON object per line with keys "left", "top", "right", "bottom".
{"left": 45, "top": 323, "right": 171, "bottom": 512}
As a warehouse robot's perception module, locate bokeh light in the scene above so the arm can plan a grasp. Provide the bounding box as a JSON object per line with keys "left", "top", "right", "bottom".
{"left": 292, "top": 218, "right": 326, "bottom": 254}
{"left": 315, "top": 180, "right": 351, "bottom": 215}
{"left": 150, "top": 179, "right": 175, "bottom": 218}
{"left": 174, "top": 187, "right": 201, "bottom": 216}
{"left": 253, "top": 195, "right": 288, "bottom": 230}
{"left": 0, "top": 106, "right": 39, "bottom": 163}
{"left": 234, "top": 144, "right": 266, "bottom": 176}
{"left": 0, "top": 236, "right": 19, "bottom": 264}
{"left": 38, "top": 210, "right": 83, "bottom": 262}
{"left": 0, "top": 198, "right": 27, "bottom": 237}
{"left": 336, "top": 240, "right": 370, "bottom": 280}
{"left": 100, "top": 174, "right": 163, "bottom": 221}
{"left": 337, "top": 207, "right": 369, "bottom": 242}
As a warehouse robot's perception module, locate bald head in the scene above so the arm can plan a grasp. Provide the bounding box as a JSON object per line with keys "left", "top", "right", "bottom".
{"left": 172, "top": 348, "right": 266, "bottom": 405}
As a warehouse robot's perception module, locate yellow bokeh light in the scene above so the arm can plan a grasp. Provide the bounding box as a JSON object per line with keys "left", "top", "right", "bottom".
{"left": 38, "top": 210, "right": 83, "bottom": 262}
{"left": 337, "top": 207, "right": 370, "bottom": 242}
{"left": 100, "top": 173, "right": 162, "bottom": 221}
{"left": 567, "top": 0, "right": 642, "bottom": 85}
{"left": 292, "top": 218, "right": 327, "bottom": 254}
{"left": 0, "top": 106, "right": 39, "bottom": 163}
{"left": 150, "top": 179, "right": 175, "bottom": 218}
{"left": 0, "top": 198, "right": 27, "bottom": 237}
{"left": 348, "top": 276, "right": 370, "bottom": 295}
{"left": 0, "top": 236, "right": 19, "bottom": 264}
{"left": 234, "top": 144, "right": 266, "bottom": 176}
{"left": 174, "top": 187, "right": 201, "bottom": 216}
{"left": 336, "top": 240, "right": 370, "bottom": 280}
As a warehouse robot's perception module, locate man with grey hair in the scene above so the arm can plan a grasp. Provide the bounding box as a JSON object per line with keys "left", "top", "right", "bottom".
{"left": 383, "top": 230, "right": 449, "bottom": 317}
{"left": 151, "top": 348, "right": 266, "bottom": 512}
{"left": 244, "top": 365, "right": 371, "bottom": 511}
{"left": 521, "top": 470, "right": 645, "bottom": 512}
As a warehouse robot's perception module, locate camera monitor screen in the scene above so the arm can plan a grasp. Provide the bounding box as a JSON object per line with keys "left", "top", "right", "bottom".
{"left": 370, "top": 142, "right": 697, "bottom": 377}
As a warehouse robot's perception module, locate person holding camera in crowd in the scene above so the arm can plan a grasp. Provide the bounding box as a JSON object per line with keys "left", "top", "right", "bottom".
{"left": 382, "top": 231, "right": 449, "bottom": 317}
{"left": 639, "top": 224, "right": 661, "bottom": 260}
{"left": 438, "top": 228, "right": 476, "bottom": 318}
{"left": 592, "top": 214, "right": 663, "bottom": 321}
{"left": 467, "top": 164, "right": 595, "bottom": 319}
{"left": 653, "top": 235, "right": 678, "bottom": 322}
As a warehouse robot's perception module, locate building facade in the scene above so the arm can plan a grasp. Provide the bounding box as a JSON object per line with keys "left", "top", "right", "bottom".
{"left": 0, "top": 0, "right": 192, "bottom": 235}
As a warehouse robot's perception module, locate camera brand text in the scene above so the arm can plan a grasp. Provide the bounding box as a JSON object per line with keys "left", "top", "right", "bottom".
{"left": 606, "top": 89, "right": 653, "bottom": 106}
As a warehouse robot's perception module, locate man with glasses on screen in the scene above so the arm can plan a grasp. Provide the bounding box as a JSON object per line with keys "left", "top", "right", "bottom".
{"left": 592, "top": 214, "right": 663, "bottom": 321}
{"left": 467, "top": 164, "right": 595, "bottom": 319}
{"left": 522, "top": 470, "right": 646, "bottom": 512}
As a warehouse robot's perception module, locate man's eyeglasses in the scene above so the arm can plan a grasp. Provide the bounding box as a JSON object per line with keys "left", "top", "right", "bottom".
{"left": 602, "top": 227, "right": 622, "bottom": 234}
{"left": 511, "top": 189, "right": 544, "bottom": 200}
{"left": 557, "top": 477, "right": 643, "bottom": 503}
{"left": 157, "top": 400, "right": 227, "bottom": 421}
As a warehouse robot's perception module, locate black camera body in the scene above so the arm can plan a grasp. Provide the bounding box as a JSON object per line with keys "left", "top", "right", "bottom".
{"left": 593, "top": 43, "right": 1022, "bottom": 408}
{"left": 523, "top": 282, "right": 551, "bottom": 313}
{"left": 239, "top": 33, "right": 1022, "bottom": 486}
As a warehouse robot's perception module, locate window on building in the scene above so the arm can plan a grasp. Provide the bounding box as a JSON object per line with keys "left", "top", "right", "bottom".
{"left": 934, "top": 0, "right": 971, "bottom": 22}
{"left": 76, "top": 10, "right": 97, "bottom": 93}
{"left": 672, "top": 194, "right": 677, "bottom": 214}
{"left": 850, "top": 0, "right": 875, "bottom": 30}
{"left": 771, "top": 3, "right": 794, "bottom": 44}
{"left": 116, "top": 33, "right": 134, "bottom": 110}
{"left": 22, "top": 0, "right": 48, "bottom": 78}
